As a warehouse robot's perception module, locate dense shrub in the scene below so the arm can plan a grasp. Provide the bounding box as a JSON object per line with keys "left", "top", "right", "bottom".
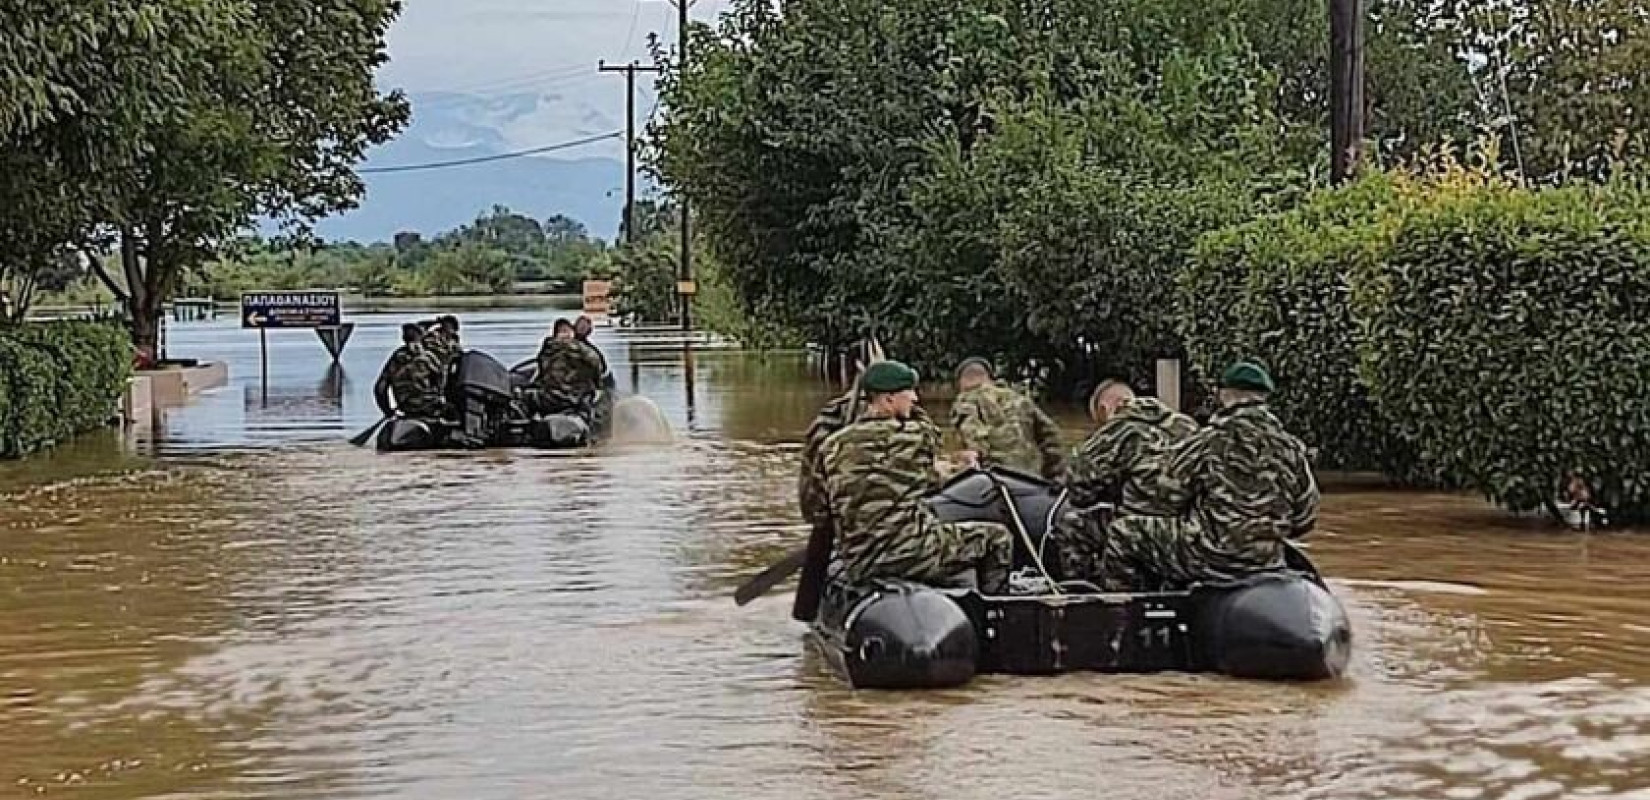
{"left": 1181, "top": 175, "right": 1429, "bottom": 476}
{"left": 1352, "top": 179, "right": 1650, "bottom": 518}
{"left": 0, "top": 321, "right": 131, "bottom": 458}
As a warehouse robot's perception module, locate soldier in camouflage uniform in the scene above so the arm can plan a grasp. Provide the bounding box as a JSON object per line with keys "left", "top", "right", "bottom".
{"left": 1054, "top": 380, "right": 1200, "bottom": 580}
{"left": 949, "top": 357, "right": 1064, "bottom": 480}
{"left": 422, "top": 315, "right": 462, "bottom": 368}
{"left": 820, "top": 361, "right": 1014, "bottom": 592}
{"left": 1066, "top": 380, "right": 1200, "bottom": 512}
{"left": 374, "top": 323, "right": 447, "bottom": 419}
{"left": 1093, "top": 362, "right": 1319, "bottom": 590}
{"left": 533, "top": 318, "right": 605, "bottom": 417}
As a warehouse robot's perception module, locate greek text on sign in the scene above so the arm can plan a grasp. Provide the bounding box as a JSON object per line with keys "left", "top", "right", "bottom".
{"left": 241, "top": 291, "right": 342, "bottom": 329}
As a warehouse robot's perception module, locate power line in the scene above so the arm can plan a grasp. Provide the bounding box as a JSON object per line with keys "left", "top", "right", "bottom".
{"left": 359, "top": 131, "right": 623, "bottom": 174}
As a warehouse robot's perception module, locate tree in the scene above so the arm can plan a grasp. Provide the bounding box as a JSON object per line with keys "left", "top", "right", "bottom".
{"left": 78, "top": 0, "right": 408, "bottom": 360}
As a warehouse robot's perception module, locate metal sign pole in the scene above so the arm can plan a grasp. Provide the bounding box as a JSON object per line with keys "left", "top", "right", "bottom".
{"left": 259, "top": 328, "right": 269, "bottom": 407}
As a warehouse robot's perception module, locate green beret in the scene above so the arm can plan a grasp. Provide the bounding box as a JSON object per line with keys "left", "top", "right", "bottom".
{"left": 954, "top": 356, "right": 994, "bottom": 381}
{"left": 862, "top": 360, "right": 919, "bottom": 393}
{"left": 1219, "top": 361, "right": 1275, "bottom": 393}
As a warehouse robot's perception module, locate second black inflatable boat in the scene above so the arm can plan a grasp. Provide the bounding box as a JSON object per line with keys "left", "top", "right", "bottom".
{"left": 377, "top": 350, "right": 610, "bottom": 452}
{"left": 809, "top": 468, "right": 1353, "bottom": 689}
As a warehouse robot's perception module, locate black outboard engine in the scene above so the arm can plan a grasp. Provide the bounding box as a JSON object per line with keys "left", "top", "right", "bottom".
{"left": 451, "top": 351, "right": 515, "bottom": 448}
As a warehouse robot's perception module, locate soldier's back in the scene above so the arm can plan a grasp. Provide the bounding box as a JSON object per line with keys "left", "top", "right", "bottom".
{"left": 952, "top": 384, "right": 1044, "bottom": 474}
{"left": 821, "top": 417, "right": 943, "bottom": 567}
{"left": 1193, "top": 402, "right": 1314, "bottom": 539}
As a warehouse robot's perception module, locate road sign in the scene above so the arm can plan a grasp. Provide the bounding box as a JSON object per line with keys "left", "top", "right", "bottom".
{"left": 316, "top": 323, "right": 355, "bottom": 363}
{"left": 241, "top": 291, "right": 341, "bottom": 329}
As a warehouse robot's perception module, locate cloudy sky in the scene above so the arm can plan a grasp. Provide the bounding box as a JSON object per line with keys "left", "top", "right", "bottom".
{"left": 372, "top": 1, "right": 730, "bottom": 159}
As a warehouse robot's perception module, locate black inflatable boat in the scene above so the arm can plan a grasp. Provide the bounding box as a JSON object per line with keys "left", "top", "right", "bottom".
{"left": 377, "top": 350, "right": 611, "bottom": 452}
{"left": 809, "top": 468, "right": 1353, "bottom": 689}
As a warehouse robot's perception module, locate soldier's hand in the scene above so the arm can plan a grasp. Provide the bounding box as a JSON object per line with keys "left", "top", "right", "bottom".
{"left": 958, "top": 450, "right": 981, "bottom": 469}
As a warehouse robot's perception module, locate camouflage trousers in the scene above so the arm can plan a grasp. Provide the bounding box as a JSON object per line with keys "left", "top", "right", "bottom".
{"left": 1053, "top": 514, "right": 1285, "bottom": 592}
{"left": 849, "top": 520, "right": 1014, "bottom": 594}
{"left": 397, "top": 393, "right": 447, "bottom": 420}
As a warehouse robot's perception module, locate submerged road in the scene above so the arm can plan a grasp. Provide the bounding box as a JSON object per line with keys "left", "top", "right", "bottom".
{"left": 1, "top": 310, "right": 1647, "bottom": 799}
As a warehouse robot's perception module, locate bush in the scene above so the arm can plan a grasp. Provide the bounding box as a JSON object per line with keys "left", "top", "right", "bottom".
{"left": 1352, "top": 179, "right": 1650, "bottom": 518}
{"left": 0, "top": 321, "right": 131, "bottom": 458}
{"left": 1181, "top": 174, "right": 1429, "bottom": 477}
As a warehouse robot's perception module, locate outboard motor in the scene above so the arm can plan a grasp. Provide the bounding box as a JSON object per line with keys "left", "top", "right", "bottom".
{"left": 1195, "top": 575, "right": 1353, "bottom": 680}
{"left": 451, "top": 351, "right": 515, "bottom": 447}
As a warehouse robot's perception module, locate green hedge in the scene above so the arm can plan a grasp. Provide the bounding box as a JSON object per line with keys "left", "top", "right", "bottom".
{"left": 1352, "top": 181, "right": 1650, "bottom": 519}
{"left": 0, "top": 321, "right": 131, "bottom": 458}
{"left": 1180, "top": 175, "right": 1430, "bottom": 478}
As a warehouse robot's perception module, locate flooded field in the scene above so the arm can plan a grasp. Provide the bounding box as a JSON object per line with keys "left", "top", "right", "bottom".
{"left": 2, "top": 311, "right": 1646, "bottom": 799}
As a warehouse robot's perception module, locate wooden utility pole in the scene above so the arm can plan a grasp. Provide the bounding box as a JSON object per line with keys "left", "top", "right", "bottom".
{"left": 1329, "top": 0, "right": 1367, "bottom": 183}
{"left": 671, "top": 0, "right": 694, "bottom": 331}
{"left": 598, "top": 60, "right": 662, "bottom": 244}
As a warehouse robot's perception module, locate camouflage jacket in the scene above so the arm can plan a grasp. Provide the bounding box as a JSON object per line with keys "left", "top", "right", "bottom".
{"left": 1066, "top": 397, "right": 1199, "bottom": 514}
{"left": 1155, "top": 399, "right": 1319, "bottom": 543}
{"left": 820, "top": 415, "right": 945, "bottom": 571}
{"left": 536, "top": 338, "right": 604, "bottom": 402}
{"left": 423, "top": 327, "right": 460, "bottom": 367}
{"left": 798, "top": 389, "right": 931, "bottom": 526}
{"left": 375, "top": 343, "right": 446, "bottom": 418}
{"left": 950, "top": 383, "right": 1065, "bottom": 479}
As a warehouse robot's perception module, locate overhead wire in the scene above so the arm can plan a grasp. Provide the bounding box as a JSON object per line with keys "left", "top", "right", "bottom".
{"left": 359, "top": 131, "right": 623, "bottom": 174}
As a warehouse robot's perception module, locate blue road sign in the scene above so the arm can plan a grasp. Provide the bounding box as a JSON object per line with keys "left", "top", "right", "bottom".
{"left": 241, "top": 292, "right": 341, "bottom": 329}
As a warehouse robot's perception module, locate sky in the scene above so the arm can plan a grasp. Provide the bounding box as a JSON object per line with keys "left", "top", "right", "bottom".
{"left": 383, "top": 1, "right": 725, "bottom": 103}
{"left": 372, "top": 1, "right": 730, "bottom": 160}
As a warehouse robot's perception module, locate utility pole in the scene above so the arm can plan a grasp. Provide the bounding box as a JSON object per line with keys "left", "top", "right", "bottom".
{"left": 671, "top": 0, "right": 694, "bottom": 331}
{"left": 1328, "top": 0, "right": 1367, "bottom": 184}
{"left": 598, "top": 60, "right": 662, "bottom": 244}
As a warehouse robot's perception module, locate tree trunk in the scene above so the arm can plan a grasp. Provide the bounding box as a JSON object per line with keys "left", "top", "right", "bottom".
{"left": 121, "top": 227, "right": 161, "bottom": 367}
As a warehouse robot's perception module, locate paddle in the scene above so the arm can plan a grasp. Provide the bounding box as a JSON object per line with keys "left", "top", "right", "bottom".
{"left": 349, "top": 416, "right": 391, "bottom": 447}
{"left": 734, "top": 545, "right": 808, "bottom": 606}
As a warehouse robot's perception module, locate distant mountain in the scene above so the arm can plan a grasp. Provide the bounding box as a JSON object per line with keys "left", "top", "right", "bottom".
{"left": 297, "top": 89, "right": 659, "bottom": 244}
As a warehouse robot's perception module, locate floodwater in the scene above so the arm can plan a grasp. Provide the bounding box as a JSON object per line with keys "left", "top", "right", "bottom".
{"left": 2, "top": 310, "right": 1647, "bottom": 799}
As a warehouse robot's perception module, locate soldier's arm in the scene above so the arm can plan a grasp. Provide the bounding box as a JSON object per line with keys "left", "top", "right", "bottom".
{"left": 373, "top": 364, "right": 396, "bottom": 416}
{"left": 1030, "top": 401, "right": 1066, "bottom": 480}
{"left": 797, "top": 420, "right": 835, "bottom": 525}
{"left": 1064, "top": 423, "right": 1136, "bottom": 508}
{"left": 1289, "top": 446, "right": 1321, "bottom": 538}
{"left": 1154, "top": 430, "right": 1209, "bottom": 511}
{"left": 950, "top": 393, "right": 992, "bottom": 454}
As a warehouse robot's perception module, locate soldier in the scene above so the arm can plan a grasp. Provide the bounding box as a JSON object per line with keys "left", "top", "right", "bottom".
{"left": 1095, "top": 362, "right": 1319, "bottom": 591}
{"left": 373, "top": 323, "right": 447, "bottom": 420}
{"left": 1066, "top": 380, "right": 1200, "bottom": 512}
{"left": 820, "top": 361, "right": 1014, "bottom": 592}
{"left": 534, "top": 318, "right": 604, "bottom": 417}
{"left": 423, "top": 315, "right": 462, "bottom": 367}
{"left": 573, "top": 315, "right": 617, "bottom": 390}
{"left": 1053, "top": 380, "right": 1199, "bottom": 581}
{"left": 950, "top": 357, "right": 1064, "bottom": 480}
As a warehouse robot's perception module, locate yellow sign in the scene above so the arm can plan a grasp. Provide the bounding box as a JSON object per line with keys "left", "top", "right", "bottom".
{"left": 676, "top": 280, "right": 698, "bottom": 296}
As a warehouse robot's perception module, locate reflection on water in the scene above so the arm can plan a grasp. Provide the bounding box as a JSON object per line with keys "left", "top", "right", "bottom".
{"left": 0, "top": 311, "right": 1646, "bottom": 799}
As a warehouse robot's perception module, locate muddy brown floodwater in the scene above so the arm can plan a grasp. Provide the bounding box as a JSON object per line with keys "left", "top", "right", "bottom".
{"left": 2, "top": 311, "right": 1647, "bottom": 799}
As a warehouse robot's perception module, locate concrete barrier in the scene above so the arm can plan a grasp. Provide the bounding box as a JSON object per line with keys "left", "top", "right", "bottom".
{"left": 131, "top": 362, "right": 229, "bottom": 414}
{"left": 123, "top": 375, "right": 154, "bottom": 430}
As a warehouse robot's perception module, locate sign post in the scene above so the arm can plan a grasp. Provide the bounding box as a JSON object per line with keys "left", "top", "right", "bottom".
{"left": 241, "top": 292, "right": 347, "bottom": 399}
